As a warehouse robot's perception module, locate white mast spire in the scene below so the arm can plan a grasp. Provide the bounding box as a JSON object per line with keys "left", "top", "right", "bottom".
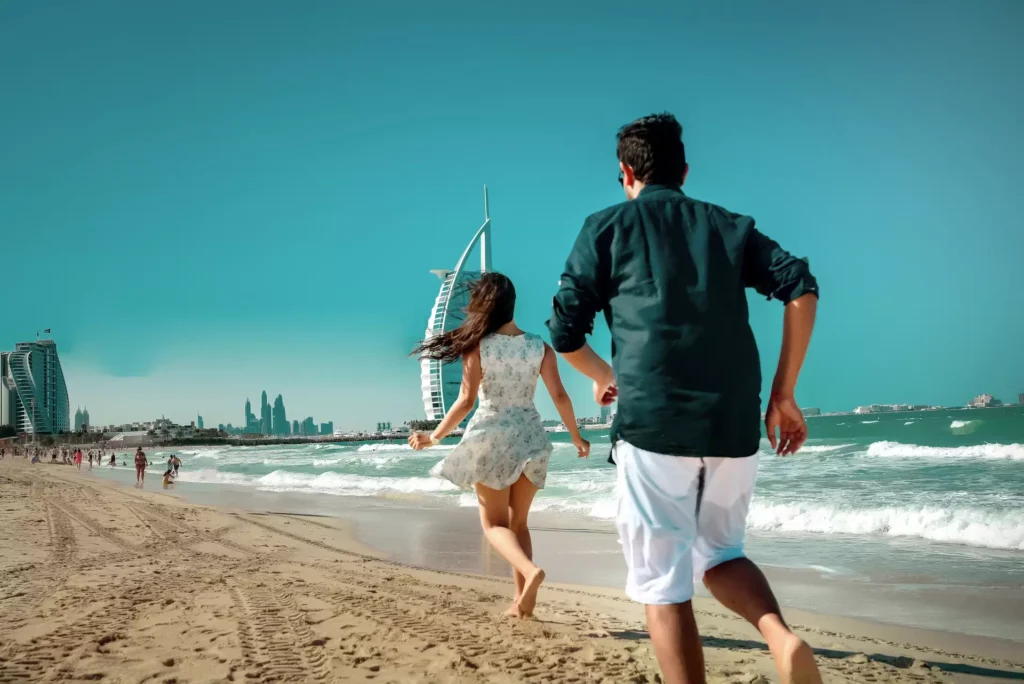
{"left": 480, "top": 185, "right": 492, "bottom": 272}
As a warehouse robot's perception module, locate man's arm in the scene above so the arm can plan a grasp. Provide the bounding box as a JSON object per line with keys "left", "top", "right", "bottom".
{"left": 742, "top": 224, "right": 819, "bottom": 455}
{"left": 561, "top": 344, "right": 617, "bottom": 406}
{"left": 547, "top": 217, "right": 613, "bottom": 403}
{"left": 765, "top": 294, "right": 817, "bottom": 455}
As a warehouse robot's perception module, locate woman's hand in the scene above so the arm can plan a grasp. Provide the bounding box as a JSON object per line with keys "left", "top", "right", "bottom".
{"left": 573, "top": 437, "right": 591, "bottom": 459}
{"left": 408, "top": 432, "right": 434, "bottom": 451}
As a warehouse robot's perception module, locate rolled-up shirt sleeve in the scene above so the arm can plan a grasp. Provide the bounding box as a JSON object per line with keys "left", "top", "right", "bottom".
{"left": 547, "top": 218, "right": 607, "bottom": 353}
{"left": 742, "top": 224, "right": 819, "bottom": 303}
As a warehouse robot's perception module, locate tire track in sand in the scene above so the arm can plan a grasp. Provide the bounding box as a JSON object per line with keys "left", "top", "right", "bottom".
{"left": 229, "top": 582, "right": 332, "bottom": 683}
{"left": 0, "top": 502, "right": 76, "bottom": 635}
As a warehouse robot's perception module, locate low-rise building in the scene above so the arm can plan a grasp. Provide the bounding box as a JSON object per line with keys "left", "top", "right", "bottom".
{"left": 968, "top": 394, "right": 1002, "bottom": 408}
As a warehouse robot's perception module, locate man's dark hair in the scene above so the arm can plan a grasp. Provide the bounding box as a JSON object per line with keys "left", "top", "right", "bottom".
{"left": 616, "top": 113, "right": 687, "bottom": 185}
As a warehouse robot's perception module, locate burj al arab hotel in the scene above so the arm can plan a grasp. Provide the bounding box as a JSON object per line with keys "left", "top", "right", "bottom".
{"left": 420, "top": 187, "right": 492, "bottom": 421}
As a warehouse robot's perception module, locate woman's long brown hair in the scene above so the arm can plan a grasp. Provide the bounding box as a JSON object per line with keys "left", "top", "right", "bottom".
{"left": 413, "top": 272, "right": 516, "bottom": 364}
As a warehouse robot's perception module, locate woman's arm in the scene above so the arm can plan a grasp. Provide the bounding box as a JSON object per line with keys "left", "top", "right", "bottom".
{"left": 408, "top": 347, "right": 481, "bottom": 449}
{"left": 539, "top": 344, "right": 591, "bottom": 458}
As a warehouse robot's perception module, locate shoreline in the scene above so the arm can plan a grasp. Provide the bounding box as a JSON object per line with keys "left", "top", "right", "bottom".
{"left": 79, "top": 457, "right": 1024, "bottom": 643}
{"left": 3, "top": 459, "right": 1023, "bottom": 683}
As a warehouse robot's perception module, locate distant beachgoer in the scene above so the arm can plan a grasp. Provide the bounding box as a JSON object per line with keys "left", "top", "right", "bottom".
{"left": 88, "top": 453, "right": 93, "bottom": 469}
{"left": 122, "top": 460, "right": 127, "bottom": 467}
{"left": 74, "top": 449, "right": 83, "bottom": 470}
{"left": 409, "top": 273, "right": 589, "bottom": 618}
{"left": 162, "top": 469, "right": 174, "bottom": 488}
{"left": 109, "top": 453, "right": 116, "bottom": 466}
{"left": 31, "top": 453, "right": 40, "bottom": 464}
{"left": 134, "top": 447, "right": 148, "bottom": 486}
{"left": 172, "top": 455, "right": 181, "bottom": 475}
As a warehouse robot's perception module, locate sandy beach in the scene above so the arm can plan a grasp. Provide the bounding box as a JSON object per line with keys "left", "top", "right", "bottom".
{"left": 1, "top": 459, "right": 1022, "bottom": 683}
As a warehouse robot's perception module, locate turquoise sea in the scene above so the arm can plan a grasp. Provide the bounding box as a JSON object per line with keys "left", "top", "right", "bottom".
{"left": 125, "top": 406, "right": 1024, "bottom": 550}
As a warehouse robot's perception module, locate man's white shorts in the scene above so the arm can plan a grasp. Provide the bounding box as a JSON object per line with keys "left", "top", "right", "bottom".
{"left": 615, "top": 440, "right": 759, "bottom": 605}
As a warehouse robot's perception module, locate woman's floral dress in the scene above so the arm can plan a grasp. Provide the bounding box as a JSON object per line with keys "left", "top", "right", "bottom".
{"left": 431, "top": 333, "right": 553, "bottom": 490}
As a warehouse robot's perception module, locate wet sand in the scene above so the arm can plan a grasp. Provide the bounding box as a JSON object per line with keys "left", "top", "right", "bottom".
{"left": 1, "top": 458, "right": 1022, "bottom": 683}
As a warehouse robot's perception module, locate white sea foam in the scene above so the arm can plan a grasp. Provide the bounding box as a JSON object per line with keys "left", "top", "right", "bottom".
{"left": 256, "top": 470, "right": 459, "bottom": 495}
{"left": 793, "top": 444, "right": 855, "bottom": 454}
{"left": 355, "top": 443, "right": 455, "bottom": 454}
{"left": 950, "top": 420, "right": 975, "bottom": 429}
{"left": 904, "top": 421, "right": 915, "bottom": 425}
{"left": 861, "top": 420, "right": 879, "bottom": 424}
{"left": 174, "top": 469, "right": 253, "bottom": 485}
{"left": 865, "top": 441, "right": 1024, "bottom": 461}
{"left": 747, "top": 501, "right": 1024, "bottom": 550}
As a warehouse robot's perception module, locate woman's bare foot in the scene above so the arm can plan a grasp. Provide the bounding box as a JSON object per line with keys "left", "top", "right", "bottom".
{"left": 503, "top": 602, "right": 521, "bottom": 617}
{"left": 775, "top": 634, "right": 822, "bottom": 684}
{"left": 516, "top": 568, "right": 545, "bottom": 617}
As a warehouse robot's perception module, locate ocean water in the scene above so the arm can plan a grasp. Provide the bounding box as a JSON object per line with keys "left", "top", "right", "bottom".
{"left": 122, "top": 406, "right": 1024, "bottom": 554}
{"left": 86, "top": 406, "right": 1024, "bottom": 637}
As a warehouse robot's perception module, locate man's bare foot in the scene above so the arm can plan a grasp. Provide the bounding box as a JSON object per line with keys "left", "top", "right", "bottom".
{"left": 516, "top": 568, "right": 545, "bottom": 617}
{"left": 775, "top": 634, "right": 822, "bottom": 684}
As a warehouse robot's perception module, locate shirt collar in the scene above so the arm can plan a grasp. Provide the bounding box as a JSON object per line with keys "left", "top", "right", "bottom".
{"left": 638, "top": 183, "right": 684, "bottom": 197}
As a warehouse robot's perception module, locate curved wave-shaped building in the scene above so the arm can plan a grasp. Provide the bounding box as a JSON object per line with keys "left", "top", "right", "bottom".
{"left": 0, "top": 340, "right": 69, "bottom": 435}
{"left": 420, "top": 188, "right": 492, "bottom": 421}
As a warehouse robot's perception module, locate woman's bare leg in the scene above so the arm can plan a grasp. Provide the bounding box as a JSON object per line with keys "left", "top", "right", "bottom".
{"left": 507, "top": 473, "right": 540, "bottom": 614}
{"left": 475, "top": 479, "right": 544, "bottom": 617}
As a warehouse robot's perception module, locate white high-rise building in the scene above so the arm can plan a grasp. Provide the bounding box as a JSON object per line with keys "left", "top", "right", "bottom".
{"left": 420, "top": 187, "right": 492, "bottom": 421}
{"left": 0, "top": 353, "right": 14, "bottom": 429}
{"left": 0, "top": 339, "right": 70, "bottom": 435}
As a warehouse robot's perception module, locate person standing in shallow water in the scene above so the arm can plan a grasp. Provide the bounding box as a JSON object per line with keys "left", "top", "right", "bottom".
{"left": 547, "top": 113, "right": 822, "bottom": 684}
{"left": 409, "top": 273, "right": 590, "bottom": 618}
{"left": 134, "top": 447, "right": 148, "bottom": 486}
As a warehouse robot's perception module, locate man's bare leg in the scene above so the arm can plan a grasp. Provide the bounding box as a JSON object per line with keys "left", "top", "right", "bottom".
{"left": 645, "top": 602, "right": 705, "bottom": 684}
{"left": 703, "top": 558, "right": 822, "bottom": 684}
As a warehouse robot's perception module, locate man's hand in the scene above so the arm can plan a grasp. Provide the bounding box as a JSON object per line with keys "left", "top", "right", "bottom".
{"left": 765, "top": 394, "right": 807, "bottom": 456}
{"left": 593, "top": 377, "right": 618, "bottom": 406}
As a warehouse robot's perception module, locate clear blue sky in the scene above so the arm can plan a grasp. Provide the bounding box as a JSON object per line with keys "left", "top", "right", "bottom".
{"left": 2, "top": 1, "right": 1022, "bottom": 429}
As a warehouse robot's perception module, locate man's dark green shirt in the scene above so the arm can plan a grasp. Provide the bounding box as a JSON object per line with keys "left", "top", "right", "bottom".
{"left": 547, "top": 184, "right": 819, "bottom": 458}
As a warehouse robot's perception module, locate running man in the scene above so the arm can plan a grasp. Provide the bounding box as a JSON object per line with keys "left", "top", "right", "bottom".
{"left": 134, "top": 447, "right": 148, "bottom": 486}
{"left": 548, "top": 113, "right": 821, "bottom": 684}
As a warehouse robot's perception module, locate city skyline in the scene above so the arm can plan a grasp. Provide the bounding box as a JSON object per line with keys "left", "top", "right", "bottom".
{"left": 2, "top": 2, "right": 1022, "bottom": 427}
{"left": 216, "top": 391, "right": 335, "bottom": 436}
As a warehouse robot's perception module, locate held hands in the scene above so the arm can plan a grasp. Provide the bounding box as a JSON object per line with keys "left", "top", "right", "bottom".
{"left": 765, "top": 394, "right": 807, "bottom": 456}
{"left": 408, "top": 432, "right": 434, "bottom": 451}
{"left": 593, "top": 376, "right": 618, "bottom": 407}
{"left": 573, "top": 437, "right": 591, "bottom": 459}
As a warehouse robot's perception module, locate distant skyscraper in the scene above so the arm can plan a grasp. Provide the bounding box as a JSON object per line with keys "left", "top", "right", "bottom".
{"left": 292, "top": 419, "right": 300, "bottom": 435}
{"left": 260, "top": 390, "right": 272, "bottom": 435}
{"left": 0, "top": 339, "right": 70, "bottom": 435}
{"left": 74, "top": 406, "right": 84, "bottom": 432}
{"left": 272, "top": 394, "right": 288, "bottom": 435}
{"left": 197, "top": 414, "right": 204, "bottom": 429}
{"left": 302, "top": 417, "right": 315, "bottom": 436}
{"left": 244, "top": 398, "right": 260, "bottom": 433}
{"left": 0, "top": 354, "right": 13, "bottom": 430}
{"left": 599, "top": 402, "right": 614, "bottom": 424}
{"left": 320, "top": 421, "right": 334, "bottom": 436}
